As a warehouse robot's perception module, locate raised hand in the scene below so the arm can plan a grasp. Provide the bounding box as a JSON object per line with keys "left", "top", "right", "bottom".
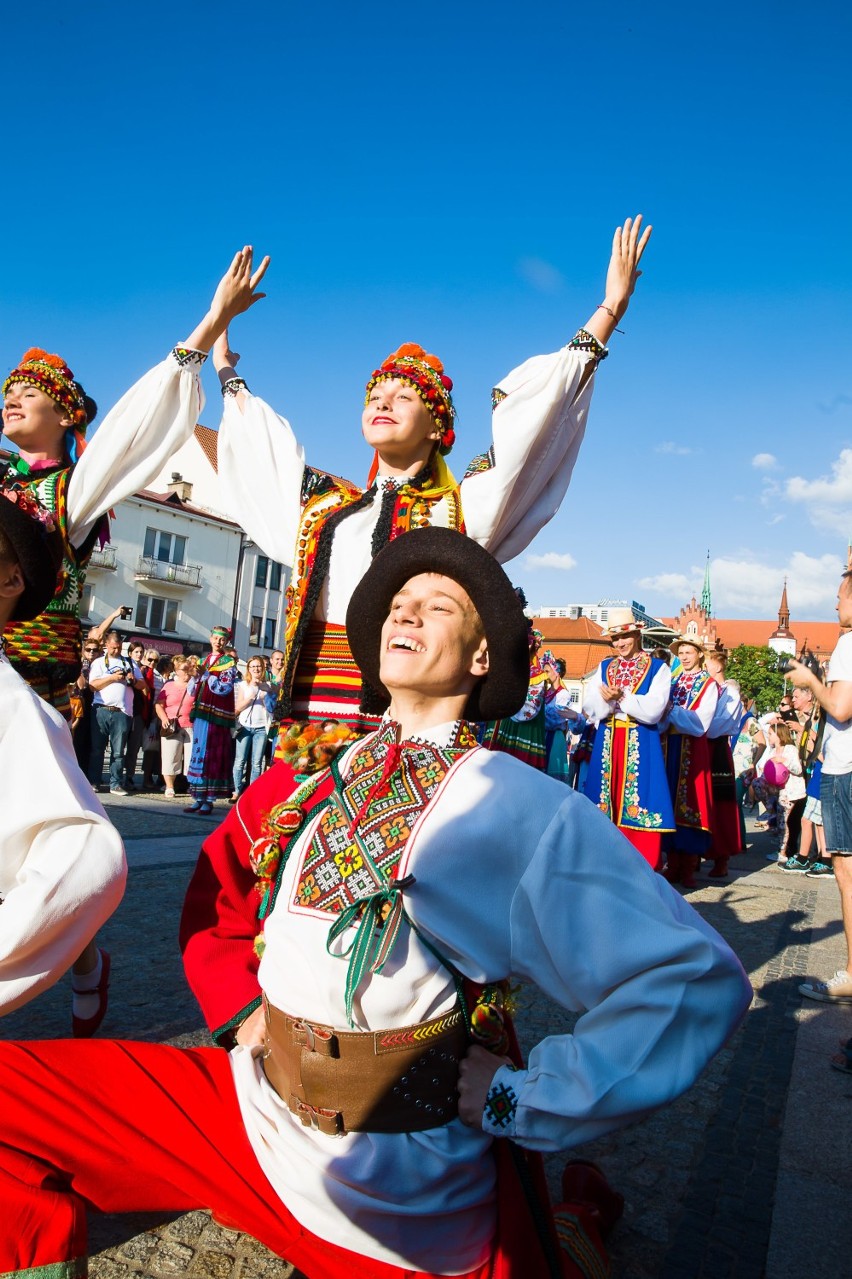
{"left": 183, "top": 247, "right": 271, "bottom": 354}
{"left": 210, "top": 246, "right": 270, "bottom": 326}
{"left": 603, "top": 215, "right": 652, "bottom": 321}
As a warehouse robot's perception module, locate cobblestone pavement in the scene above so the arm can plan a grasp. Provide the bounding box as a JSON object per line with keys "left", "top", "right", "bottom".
{"left": 5, "top": 791, "right": 852, "bottom": 1278}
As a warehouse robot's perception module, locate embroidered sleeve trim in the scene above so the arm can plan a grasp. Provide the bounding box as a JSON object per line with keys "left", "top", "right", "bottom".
{"left": 221, "top": 376, "right": 249, "bottom": 398}
{"left": 171, "top": 346, "right": 208, "bottom": 369}
{"left": 463, "top": 445, "right": 496, "bottom": 480}
{"left": 212, "top": 994, "right": 263, "bottom": 1049}
{"left": 567, "top": 329, "right": 609, "bottom": 362}
{"left": 491, "top": 387, "right": 508, "bottom": 411}
{"left": 482, "top": 1066, "right": 522, "bottom": 1135}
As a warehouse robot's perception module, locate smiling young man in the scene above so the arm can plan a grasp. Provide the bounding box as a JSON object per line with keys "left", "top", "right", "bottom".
{"left": 0, "top": 529, "right": 750, "bottom": 1279}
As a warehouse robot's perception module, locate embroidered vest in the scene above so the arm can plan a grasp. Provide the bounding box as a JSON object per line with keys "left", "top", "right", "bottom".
{"left": 278, "top": 464, "right": 464, "bottom": 718}
{"left": 2, "top": 465, "right": 98, "bottom": 674}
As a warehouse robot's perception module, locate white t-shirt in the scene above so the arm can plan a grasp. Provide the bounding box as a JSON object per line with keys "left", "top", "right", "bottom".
{"left": 89, "top": 656, "right": 141, "bottom": 716}
{"left": 822, "top": 632, "right": 852, "bottom": 774}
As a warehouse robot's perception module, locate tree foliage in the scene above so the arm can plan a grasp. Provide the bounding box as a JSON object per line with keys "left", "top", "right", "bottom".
{"left": 726, "top": 645, "right": 786, "bottom": 714}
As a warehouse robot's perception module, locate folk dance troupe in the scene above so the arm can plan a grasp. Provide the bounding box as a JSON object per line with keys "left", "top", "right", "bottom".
{"left": 0, "top": 221, "right": 758, "bottom": 1278}
{"left": 0, "top": 525, "right": 751, "bottom": 1279}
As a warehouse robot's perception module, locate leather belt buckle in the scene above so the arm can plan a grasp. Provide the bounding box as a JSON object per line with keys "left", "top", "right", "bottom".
{"left": 293, "top": 1020, "right": 338, "bottom": 1058}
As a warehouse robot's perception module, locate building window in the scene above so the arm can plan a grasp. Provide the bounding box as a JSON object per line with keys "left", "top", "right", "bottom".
{"left": 80, "top": 585, "right": 93, "bottom": 619}
{"left": 262, "top": 617, "right": 276, "bottom": 649}
{"left": 250, "top": 615, "right": 262, "bottom": 646}
{"left": 255, "top": 556, "right": 269, "bottom": 589}
{"left": 599, "top": 610, "right": 608, "bottom": 624}
{"left": 269, "top": 561, "right": 282, "bottom": 591}
{"left": 135, "top": 594, "right": 179, "bottom": 632}
{"left": 569, "top": 688, "right": 580, "bottom": 705}
{"left": 143, "top": 527, "right": 187, "bottom": 566}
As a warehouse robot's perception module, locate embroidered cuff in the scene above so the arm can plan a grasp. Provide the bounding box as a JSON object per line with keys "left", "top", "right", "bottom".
{"left": 567, "top": 329, "right": 609, "bottom": 361}
{"left": 170, "top": 346, "right": 208, "bottom": 370}
{"left": 221, "top": 376, "right": 250, "bottom": 398}
{"left": 481, "top": 1064, "right": 523, "bottom": 1138}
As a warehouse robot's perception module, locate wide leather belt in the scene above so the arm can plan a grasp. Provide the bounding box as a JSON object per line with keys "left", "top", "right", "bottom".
{"left": 262, "top": 996, "right": 468, "bottom": 1136}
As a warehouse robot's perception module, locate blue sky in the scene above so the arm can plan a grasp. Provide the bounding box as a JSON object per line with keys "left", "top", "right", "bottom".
{"left": 3, "top": 1, "right": 851, "bottom": 621}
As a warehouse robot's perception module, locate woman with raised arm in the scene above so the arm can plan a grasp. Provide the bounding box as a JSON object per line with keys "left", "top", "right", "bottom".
{"left": 215, "top": 219, "right": 652, "bottom": 743}
{"left": 0, "top": 248, "right": 269, "bottom": 721}
{"left": 0, "top": 247, "right": 268, "bottom": 1037}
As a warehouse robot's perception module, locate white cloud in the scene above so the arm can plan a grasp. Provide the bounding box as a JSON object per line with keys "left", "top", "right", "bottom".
{"left": 516, "top": 257, "right": 564, "bottom": 294}
{"left": 752, "top": 452, "right": 779, "bottom": 471}
{"left": 525, "top": 551, "right": 577, "bottom": 571}
{"left": 654, "top": 441, "right": 694, "bottom": 456}
{"left": 639, "top": 551, "right": 845, "bottom": 617}
{"left": 786, "top": 448, "right": 852, "bottom": 534}
{"left": 637, "top": 572, "right": 697, "bottom": 597}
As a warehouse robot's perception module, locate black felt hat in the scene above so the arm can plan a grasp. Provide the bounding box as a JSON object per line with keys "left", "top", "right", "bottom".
{"left": 0, "top": 485, "right": 63, "bottom": 622}
{"left": 346, "top": 526, "right": 530, "bottom": 721}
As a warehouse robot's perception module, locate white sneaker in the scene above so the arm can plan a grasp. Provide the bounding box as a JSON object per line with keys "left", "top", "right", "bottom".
{"left": 799, "top": 970, "right": 852, "bottom": 1003}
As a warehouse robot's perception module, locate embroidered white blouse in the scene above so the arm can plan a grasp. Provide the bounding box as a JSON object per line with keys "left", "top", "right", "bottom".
{"left": 0, "top": 655, "right": 126, "bottom": 1014}
{"left": 229, "top": 723, "right": 750, "bottom": 1273}
{"left": 216, "top": 344, "right": 601, "bottom": 627}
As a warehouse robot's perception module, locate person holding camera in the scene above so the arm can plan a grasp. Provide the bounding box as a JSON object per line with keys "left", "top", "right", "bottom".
{"left": 88, "top": 633, "right": 144, "bottom": 796}
{"left": 787, "top": 573, "right": 852, "bottom": 1003}
{"left": 155, "top": 656, "right": 193, "bottom": 798}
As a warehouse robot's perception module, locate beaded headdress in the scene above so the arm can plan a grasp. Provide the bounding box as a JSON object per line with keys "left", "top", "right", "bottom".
{"left": 2, "top": 348, "right": 88, "bottom": 430}
{"left": 365, "top": 343, "right": 456, "bottom": 455}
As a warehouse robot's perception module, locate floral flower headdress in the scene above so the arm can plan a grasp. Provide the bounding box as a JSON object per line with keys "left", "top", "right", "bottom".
{"left": 365, "top": 343, "right": 456, "bottom": 455}
{"left": 3, "top": 348, "right": 87, "bottom": 429}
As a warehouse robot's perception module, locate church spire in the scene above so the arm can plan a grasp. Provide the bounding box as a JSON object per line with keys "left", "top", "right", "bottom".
{"left": 778, "top": 578, "right": 790, "bottom": 630}
{"left": 700, "top": 550, "right": 711, "bottom": 616}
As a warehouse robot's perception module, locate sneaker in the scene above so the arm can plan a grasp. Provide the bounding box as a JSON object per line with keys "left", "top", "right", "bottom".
{"left": 799, "top": 970, "right": 852, "bottom": 1003}
{"left": 806, "top": 860, "right": 834, "bottom": 877}
{"left": 783, "top": 856, "right": 811, "bottom": 873}
{"left": 109, "top": 786, "right": 128, "bottom": 796}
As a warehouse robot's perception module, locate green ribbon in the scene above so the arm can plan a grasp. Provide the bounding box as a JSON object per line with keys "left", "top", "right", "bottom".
{"left": 326, "top": 874, "right": 415, "bottom": 1026}
{"left": 2, "top": 455, "right": 31, "bottom": 481}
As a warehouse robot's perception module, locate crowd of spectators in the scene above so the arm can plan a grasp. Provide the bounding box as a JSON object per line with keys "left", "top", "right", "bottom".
{"left": 74, "top": 615, "right": 286, "bottom": 805}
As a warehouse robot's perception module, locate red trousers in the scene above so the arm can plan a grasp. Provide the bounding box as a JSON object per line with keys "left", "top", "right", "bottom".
{"left": 0, "top": 1040, "right": 492, "bottom": 1279}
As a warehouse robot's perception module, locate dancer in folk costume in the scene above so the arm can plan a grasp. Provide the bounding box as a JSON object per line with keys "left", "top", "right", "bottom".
{"left": 0, "top": 248, "right": 269, "bottom": 720}
{"left": 582, "top": 609, "right": 674, "bottom": 869}
{"left": 661, "top": 636, "right": 719, "bottom": 888}
{"left": 214, "top": 220, "right": 652, "bottom": 749}
{"left": 704, "top": 649, "right": 745, "bottom": 878}
{"left": 543, "top": 656, "right": 575, "bottom": 781}
{"left": 0, "top": 528, "right": 750, "bottom": 1279}
{"left": 185, "top": 626, "right": 241, "bottom": 815}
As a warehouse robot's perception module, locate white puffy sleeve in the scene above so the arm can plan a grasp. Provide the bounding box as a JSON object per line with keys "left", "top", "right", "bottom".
{"left": 460, "top": 338, "right": 603, "bottom": 562}
{"left": 619, "top": 664, "right": 672, "bottom": 725}
{"left": 581, "top": 664, "right": 611, "bottom": 725}
{"left": 480, "top": 800, "right": 751, "bottom": 1150}
{"left": 667, "top": 680, "right": 719, "bottom": 736}
{"left": 66, "top": 348, "right": 206, "bottom": 548}
{"left": 708, "top": 683, "right": 744, "bottom": 739}
{"left": 0, "top": 664, "right": 127, "bottom": 1015}
{"left": 216, "top": 392, "right": 306, "bottom": 567}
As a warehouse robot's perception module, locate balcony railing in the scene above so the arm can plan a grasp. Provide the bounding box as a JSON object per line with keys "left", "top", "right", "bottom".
{"left": 88, "top": 545, "right": 117, "bottom": 571}
{"left": 134, "top": 556, "right": 202, "bottom": 589}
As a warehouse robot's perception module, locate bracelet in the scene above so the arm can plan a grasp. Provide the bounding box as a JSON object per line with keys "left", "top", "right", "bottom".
{"left": 597, "top": 303, "right": 624, "bottom": 334}
{"left": 221, "top": 376, "right": 249, "bottom": 398}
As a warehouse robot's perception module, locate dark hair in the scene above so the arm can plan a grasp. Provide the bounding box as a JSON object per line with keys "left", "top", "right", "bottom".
{"left": 555, "top": 658, "right": 566, "bottom": 677}
{"left": 74, "top": 382, "right": 98, "bottom": 426}
{"left": 0, "top": 526, "right": 13, "bottom": 562}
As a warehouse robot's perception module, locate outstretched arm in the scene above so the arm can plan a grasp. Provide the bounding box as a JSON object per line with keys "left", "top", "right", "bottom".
{"left": 461, "top": 215, "right": 652, "bottom": 560}
{"left": 66, "top": 248, "right": 270, "bottom": 547}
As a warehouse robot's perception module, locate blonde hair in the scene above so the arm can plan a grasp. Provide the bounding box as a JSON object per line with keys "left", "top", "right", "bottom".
{"left": 774, "top": 721, "right": 794, "bottom": 747}
{"left": 171, "top": 655, "right": 189, "bottom": 674}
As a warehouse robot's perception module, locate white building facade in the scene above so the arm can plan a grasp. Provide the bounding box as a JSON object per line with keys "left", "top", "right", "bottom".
{"left": 83, "top": 425, "right": 291, "bottom": 659}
